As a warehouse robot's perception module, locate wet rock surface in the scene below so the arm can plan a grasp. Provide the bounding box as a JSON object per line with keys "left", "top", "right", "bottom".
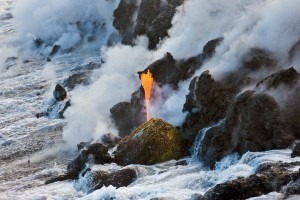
{"left": 202, "top": 162, "right": 300, "bottom": 200}
{"left": 53, "top": 84, "right": 67, "bottom": 101}
{"left": 115, "top": 118, "right": 186, "bottom": 166}
{"left": 46, "top": 142, "right": 112, "bottom": 184}
{"left": 291, "top": 141, "right": 300, "bottom": 158}
{"left": 200, "top": 90, "right": 292, "bottom": 168}
{"left": 91, "top": 168, "right": 137, "bottom": 191}
{"left": 282, "top": 178, "right": 300, "bottom": 197}
{"left": 182, "top": 71, "right": 236, "bottom": 144}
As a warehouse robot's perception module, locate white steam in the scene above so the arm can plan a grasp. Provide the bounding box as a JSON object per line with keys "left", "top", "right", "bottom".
{"left": 63, "top": 44, "right": 153, "bottom": 147}
{"left": 63, "top": 0, "right": 300, "bottom": 146}
{"left": 13, "top": 0, "right": 120, "bottom": 52}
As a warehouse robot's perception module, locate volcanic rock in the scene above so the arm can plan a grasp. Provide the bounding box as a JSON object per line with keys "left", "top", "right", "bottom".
{"left": 66, "top": 143, "right": 112, "bottom": 177}
{"left": 256, "top": 67, "right": 300, "bottom": 90}
{"left": 202, "top": 163, "right": 300, "bottom": 200}
{"left": 100, "top": 133, "right": 121, "bottom": 149}
{"left": 86, "top": 143, "right": 112, "bottom": 164}
{"left": 34, "top": 38, "right": 43, "bottom": 47}
{"left": 110, "top": 102, "right": 135, "bottom": 137}
{"left": 182, "top": 71, "right": 236, "bottom": 143}
{"left": 110, "top": 87, "right": 146, "bottom": 138}
{"left": 199, "top": 90, "right": 293, "bottom": 168}
{"left": 58, "top": 100, "right": 71, "bottom": 119}
{"left": 291, "top": 141, "right": 300, "bottom": 158}
{"left": 202, "top": 37, "right": 224, "bottom": 57}
{"left": 282, "top": 178, "right": 300, "bottom": 197}
{"left": 77, "top": 142, "right": 90, "bottom": 151}
{"left": 53, "top": 84, "right": 67, "bottom": 101}
{"left": 45, "top": 173, "right": 76, "bottom": 185}
{"left": 113, "top": 0, "right": 184, "bottom": 49}
{"left": 63, "top": 72, "right": 91, "bottom": 90}
{"left": 66, "top": 149, "right": 88, "bottom": 176}
{"left": 242, "top": 48, "right": 278, "bottom": 71}
{"left": 49, "top": 44, "right": 61, "bottom": 56}
{"left": 92, "top": 168, "right": 137, "bottom": 191}
{"left": 115, "top": 118, "right": 186, "bottom": 165}
{"left": 143, "top": 52, "right": 203, "bottom": 87}
{"left": 113, "top": 0, "right": 139, "bottom": 45}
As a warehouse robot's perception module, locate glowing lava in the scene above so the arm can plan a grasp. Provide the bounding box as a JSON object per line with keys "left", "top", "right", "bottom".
{"left": 140, "top": 70, "right": 153, "bottom": 121}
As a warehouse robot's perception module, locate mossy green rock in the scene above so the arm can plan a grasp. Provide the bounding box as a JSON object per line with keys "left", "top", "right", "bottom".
{"left": 115, "top": 118, "right": 185, "bottom": 165}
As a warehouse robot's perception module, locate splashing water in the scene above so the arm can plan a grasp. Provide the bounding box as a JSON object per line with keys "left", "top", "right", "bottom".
{"left": 191, "top": 119, "right": 225, "bottom": 160}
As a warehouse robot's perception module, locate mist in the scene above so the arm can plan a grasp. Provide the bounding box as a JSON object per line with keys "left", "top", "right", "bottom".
{"left": 12, "top": 0, "right": 120, "bottom": 54}
{"left": 63, "top": 43, "right": 153, "bottom": 147}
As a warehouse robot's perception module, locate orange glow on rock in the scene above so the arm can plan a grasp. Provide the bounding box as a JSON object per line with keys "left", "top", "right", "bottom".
{"left": 140, "top": 70, "right": 153, "bottom": 121}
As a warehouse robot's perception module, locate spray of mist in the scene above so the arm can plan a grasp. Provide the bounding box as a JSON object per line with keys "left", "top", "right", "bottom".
{"left": 12, "top": 0, "right": 120, "bottom": 54}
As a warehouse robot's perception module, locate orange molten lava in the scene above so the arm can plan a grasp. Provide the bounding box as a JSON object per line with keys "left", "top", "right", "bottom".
{"left": 140, "top": 70, "right": 153, "bottom": 121}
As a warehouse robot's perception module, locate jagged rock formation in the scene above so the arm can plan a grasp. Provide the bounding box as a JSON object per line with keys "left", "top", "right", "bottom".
{"left": 202, "top": 162, "right": 300, "bottom": 200}
{"left": 200, "top": 90, "right": 292, "bottom": 168}
{"left": 115, "top": 118, "right": 186, "bottom": 165}
{"left": 113, "top": 0, "right": 185, "bottom": 49}
{"left": 182, "top": 71, "right": 236, "bottom": 144}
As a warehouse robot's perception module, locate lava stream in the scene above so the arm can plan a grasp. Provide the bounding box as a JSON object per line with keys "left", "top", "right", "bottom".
{"left": 140, "top": 70, "right": 153, "bottom": 121}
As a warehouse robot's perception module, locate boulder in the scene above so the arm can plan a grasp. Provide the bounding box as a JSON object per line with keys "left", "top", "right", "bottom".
{"left": 53, "top": 84, "right": 67, "bottom": 101}
{"left": 202, "top": 163, "right": 300, "bottom": 200}
{"left": 182, "top": 71, "right": 236, "bottom": 143}
{"left": 291, "top": 141, "right": 300, "bottom": 158}
{"left": 92, "top": 168, "right": 137, "bottom": 191}
{"left": 199, "top": 90, "right": 293, "bottom": 168}
{"left": 115, "top": 118, "right": 186, "bottom": 165}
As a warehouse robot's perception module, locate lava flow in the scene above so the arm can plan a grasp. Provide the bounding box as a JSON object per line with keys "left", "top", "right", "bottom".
{"left": 140, "top": 70, "right": 154, "bottom": 121}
